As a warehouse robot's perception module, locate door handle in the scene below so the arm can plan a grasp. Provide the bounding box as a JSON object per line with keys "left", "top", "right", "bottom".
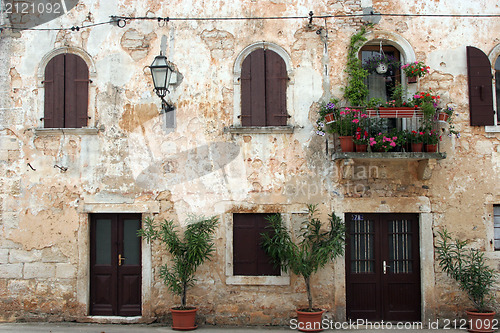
{"left": 118, "top": 254, "right": 126, "bottom": 266}
{"left": 383, "top": 261, "right": 390, "bottom": 274}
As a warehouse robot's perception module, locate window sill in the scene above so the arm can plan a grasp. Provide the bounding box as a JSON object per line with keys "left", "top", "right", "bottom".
{"left": 226, "top": 275, "right": 290, "bottom": 286}
{"left": 33, "top": 127, "right": 100, "bottom": 136}
{"left": 224, "top": 126, "right": 295, "bottom": 134}
{"left": 485, "top": 126, "right": 500, "bottom": 133}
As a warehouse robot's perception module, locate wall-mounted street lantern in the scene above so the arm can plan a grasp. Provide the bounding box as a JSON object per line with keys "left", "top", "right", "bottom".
{"left": 149, "top": 52, "right": 175, "bottom": 113}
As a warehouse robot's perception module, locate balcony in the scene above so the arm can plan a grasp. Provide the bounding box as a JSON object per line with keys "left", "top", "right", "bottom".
{"left": 324, "top": 107, "right": 448, "bottom": 180}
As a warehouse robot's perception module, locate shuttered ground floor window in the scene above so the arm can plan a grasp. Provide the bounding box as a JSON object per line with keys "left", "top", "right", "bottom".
{"left": 233, "top": 213, "right": 281, "bottom": 276}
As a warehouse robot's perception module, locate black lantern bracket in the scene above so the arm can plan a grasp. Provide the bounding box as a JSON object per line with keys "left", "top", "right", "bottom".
{"left": 149, "top": 51, "right": 176, "bottom": 114}
{"left": 160, "top": 96, "right": 175, "bottom": 114}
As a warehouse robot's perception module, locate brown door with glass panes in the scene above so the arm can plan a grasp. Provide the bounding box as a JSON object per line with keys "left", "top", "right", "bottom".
{"left": 345, "top": 213, "right": 421, "bottom": 322}
{"left": 90, "top": 214, "right": 142, "bottom": 316}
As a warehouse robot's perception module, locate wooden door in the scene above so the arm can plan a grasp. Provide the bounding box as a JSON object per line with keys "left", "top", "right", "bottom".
{"left": 345, "top": 213, "right": 421, "bottom": 322}
{"left": 90, "top": 214, "right": 142, "bottom": 316}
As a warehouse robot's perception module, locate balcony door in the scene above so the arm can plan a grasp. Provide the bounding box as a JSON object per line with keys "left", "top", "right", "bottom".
{"left": 90, "top": 213, "right": 142, "bottom": 316}
{"left": 345, "top": 213, "right": 421, "bottom": 322}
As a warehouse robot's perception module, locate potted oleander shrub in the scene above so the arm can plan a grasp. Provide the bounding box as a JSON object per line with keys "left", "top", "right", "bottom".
{"left": 139, "top": 215, "right": 219, "bottom": 330}
{"left": 261, "top": 205, "right": 346, "bottom": 332}
{"left": 436, "top": 229, "right": 497, "bottom": 333}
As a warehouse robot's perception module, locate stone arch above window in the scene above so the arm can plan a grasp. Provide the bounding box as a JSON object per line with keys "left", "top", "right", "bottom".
{"left": 232, "top": 42, "right": 294, "bottom": 130}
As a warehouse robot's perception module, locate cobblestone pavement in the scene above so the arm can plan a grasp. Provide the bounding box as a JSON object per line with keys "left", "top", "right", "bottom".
{"left": 0, "top": 322, "right": 467, "bottom": 333}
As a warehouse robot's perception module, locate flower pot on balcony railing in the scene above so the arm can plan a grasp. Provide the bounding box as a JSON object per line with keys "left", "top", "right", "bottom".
{"left": 437, "top": 111, "right": 450, "bottom": 123}
{"left": 407, "top": 76, "right": 418, "bottom": 84}
{"left": 324, "top": 113, "right": 335, "bottom": 124}
{"left": 378, "top": 107, "right": 418, "bottom": 118}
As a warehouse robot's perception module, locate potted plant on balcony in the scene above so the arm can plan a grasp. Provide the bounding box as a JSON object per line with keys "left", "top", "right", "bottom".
{"left": 377, "top": 84, "right": 418, "bottom": 118}
{"left": 316, "top": 98, "right": 340, "bottom": 125}
{"left": 424, "top": 129, "right": 441, "bottom": 152}
{"left": 353, "top": 128, "right": 370, "bottom": 152}
{"left": 261, "top": 205, "right": 346, "bottom": 332}
{"left": 436, "top": 229, "right": 497, "bottom": 333}
{"left": 368, "top": 131, "right": 399, "bottom": 152}
{"left": 363, "top": 53, "right": 400, "bottom": 76}
{"left": 139, "top": 215, "right": 219, "bottom": 331}
{"left": 408, "top": 130, "right": 425, "bottom": 152}
{"left": 401, "top": 61, "right": 430, "bottom": 83}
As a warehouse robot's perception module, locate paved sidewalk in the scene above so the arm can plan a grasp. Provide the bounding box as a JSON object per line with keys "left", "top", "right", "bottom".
{"left": 0, "top": 322, "right": 467, "bottom": 332}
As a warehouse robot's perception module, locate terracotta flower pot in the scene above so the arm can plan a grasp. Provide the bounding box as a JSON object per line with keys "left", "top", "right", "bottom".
{"left": 339, "top": 136, "right": 354, "bottom": 152}
{"left": 378, "top": 107, "right": 416, "bottom": 118}
{"left": 466, "top": 310, "right": 496, "bottom": 333}
{"left": 425, "top": 144, "right": 438, "bottom": 152}
{"left": 296, "top": 309, "right": 325, "bottom": 332}
{"left": 438, "top": 112, "right": 449, "bottom": 123}
{"left": 355, "top": 144, "right": 368, "bottom": 152}
{"left": 411, "top": 143, "right": 423, "bottom": 152}
{"left": 407, "top": 76, "right": 418, "bottom": 83}
{"left": 171, "top": 308, "right": 198, "bottom": 331}
{"left": 324, "top": 113, "right": 335, "bottom": 124}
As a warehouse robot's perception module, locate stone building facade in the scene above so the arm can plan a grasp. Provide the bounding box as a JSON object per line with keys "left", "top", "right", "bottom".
{"left": 0, "top": 0, "right": 500, "bottom": 326}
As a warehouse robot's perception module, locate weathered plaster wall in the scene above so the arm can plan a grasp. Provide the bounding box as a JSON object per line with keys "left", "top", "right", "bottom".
{"left": 0, "top": 0, "right": 499, "bottom": 326}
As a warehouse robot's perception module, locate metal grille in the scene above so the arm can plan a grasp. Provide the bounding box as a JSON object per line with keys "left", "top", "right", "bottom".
{"left": 388, "top": 219, "right": 412, "bottom": 273}
{"left": 350, "top": 219, "right": 374, "bottom": 273}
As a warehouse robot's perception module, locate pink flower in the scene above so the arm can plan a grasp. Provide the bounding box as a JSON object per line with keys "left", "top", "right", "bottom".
{"left": 340, "top": 111, "right": 345, "bottom": 116}
{"left": 390, "top": 142, "right": 396, "bottom": 147}
{"left": 392, "top": 136, "right": 397, "bottom": 140}
{"left": 352, "top": 119, "right": 360, "bottom": 124}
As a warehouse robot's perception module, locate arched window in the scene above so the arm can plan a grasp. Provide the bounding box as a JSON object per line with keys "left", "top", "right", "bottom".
{"left": 44, "top": 53, "right": 89, "bottom": 128}
{"left": 360, "top": 44, "right": 402, "bottom": 102}
{"left": 240, "top": 48, "right": 288, "bottom": 126}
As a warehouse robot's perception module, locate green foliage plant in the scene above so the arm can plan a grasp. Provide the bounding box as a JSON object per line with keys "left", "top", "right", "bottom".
{"left": 344, "top": 26, "right": 369, "bottom": 106}
{"left": 139, "top": 215, "right": 219, "bottom": 310}
{"left": 436, "top": 229, "right": 497, "bottom": 313}
{"left": 261, "top": 205, "right": 346, "bottom": 312}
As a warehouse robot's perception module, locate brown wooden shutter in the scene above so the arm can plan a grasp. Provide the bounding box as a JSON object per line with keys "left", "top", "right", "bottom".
{"left": 467, "top": 46, "right": 494, "bottom": 126}
{"left": 255, "top": 214, "right": 280, "bottom": 276}
{"left": 233, "top": 213, "right": 280, "bottom": 276}
{"left": 265, "top": 50, "right": 288, "bottom": 126}
{"left": 233, "top": 214, "right": 257, "bottom": 275}
{"left": 64, "top": 54, "right": 89, "bottom": 128}
{"left": 44, "top": 54, "right": 65, "bottom": 128}
{"left": 241, "top": 49, "right": 266, "bottom": 126}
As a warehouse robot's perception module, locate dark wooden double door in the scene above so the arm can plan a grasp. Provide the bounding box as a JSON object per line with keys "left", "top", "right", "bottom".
{"left": 346, "top": 213, "right": 421, "bottom": 322}
{"left": 90, "top": 214, "right": 142, "bottom": 316}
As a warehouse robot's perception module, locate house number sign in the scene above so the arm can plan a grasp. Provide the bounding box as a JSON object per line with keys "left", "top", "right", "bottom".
{"left": 0, "top": 0, "right": 79, "bottom": 30}
{"left": 352, "top": 214, "right": 364, "bottom": 221}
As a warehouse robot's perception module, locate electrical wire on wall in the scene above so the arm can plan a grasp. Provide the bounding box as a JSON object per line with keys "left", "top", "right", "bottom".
{"left": 1, "top": 11, "right": 500, "bottom": 32}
